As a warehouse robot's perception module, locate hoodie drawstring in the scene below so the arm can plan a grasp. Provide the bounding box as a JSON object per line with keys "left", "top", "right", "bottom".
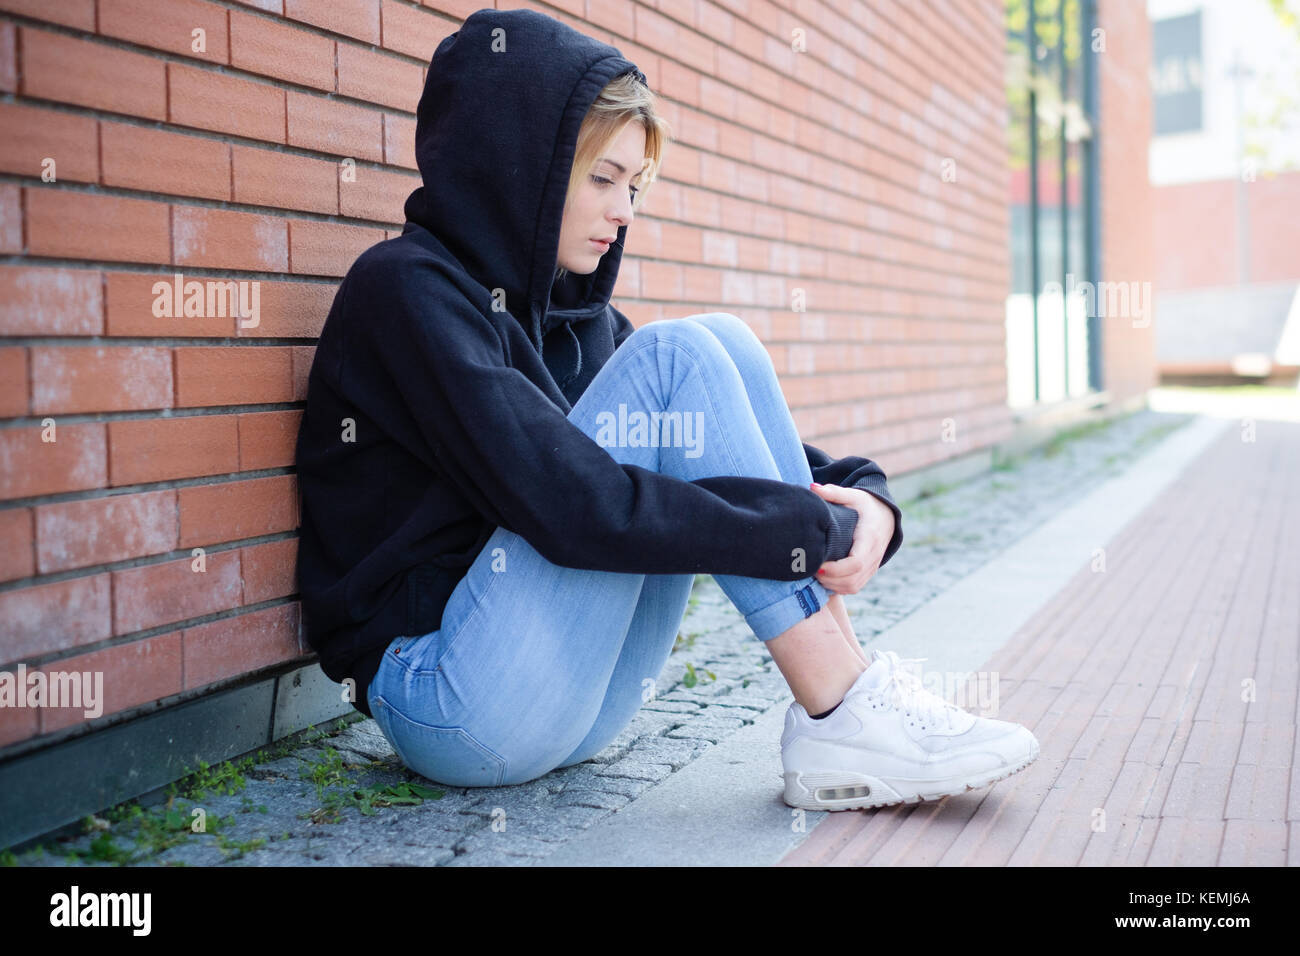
{"left": 532, "top": 311, "right": 584, "bottom": 390}
{"left": 560, "top": 321, "right": 583, "bottom": 388}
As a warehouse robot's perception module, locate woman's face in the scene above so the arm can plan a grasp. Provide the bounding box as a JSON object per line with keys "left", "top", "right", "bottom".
{"left": 556, "top": 121, "right": 648, "bottom": 275}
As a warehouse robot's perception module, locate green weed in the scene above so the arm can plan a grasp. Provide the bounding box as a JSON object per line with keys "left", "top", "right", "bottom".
{"left": 681, "top": 662, "right": 716, "bottom": 688}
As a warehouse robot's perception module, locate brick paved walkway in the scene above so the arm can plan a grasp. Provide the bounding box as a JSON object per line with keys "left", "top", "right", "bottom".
{"left": 779, "top": 419, "right": 1299, "bottom": 866}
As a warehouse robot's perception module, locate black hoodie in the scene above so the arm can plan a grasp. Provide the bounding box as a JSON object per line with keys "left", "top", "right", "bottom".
{"left": 294, "top": 8, "right": 904, "bottom": 718}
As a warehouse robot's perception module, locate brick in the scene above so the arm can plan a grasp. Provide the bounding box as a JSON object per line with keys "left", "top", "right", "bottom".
{"left": 284, "top": 0, "right": 380, "bottom": 45}
{"left": 383, "top": 112, "right": 417, "bottom": 168}
{"left": 289, "top": 220, "right": 384, "bottom": 277}
{"left": 113, "top": 548, "right": 243, "bottom": 635}
{"left": 238, "top": 409, "right": 302, "bottom": 469}
{"left": 177, "top": 474, "right": 298, "bottom": 547}
{"left": 0, "top": 0, "right": 96, "bottom": 29}
{"left": 0, "top": 693, "right": 38, "bottom": 748}
{"left": 20, "top": 28, "right": 167, "bottom": 120}
{"left": 98, "top": 0, "right": 230, "bottom": 64}
{"left": 291, "top": 346, "right": 314, "bottom": 399}
{"left": 0, "top": 423, "right": 107, "bottom": 500}
{"left": 175, "top": 346, "right": 295, "bottom": 407}
{"left": 423, "top": 0, "right": 480, "bottom": 16}
{"left": 238, "top": 278, "right": 338, "bottom": 339}
{"left": 101, "top": 123, "right": 231, "bottom": 202}
{"left": 286, "top": 91, "right": 383, "bottom": 162}
{"left": 0, "top": 103, "right": 98, "bottom": 183}
{"left": 30, "top": 346, "right": 173, "bottom": 415}
{"left": 336, "top": 43, "right": 423, "bottom": 112}
{"left": 239, "top": 537, "right": 298, "bottom": 603}
{"left": 231, "top": 145, "right": 337, "bottom": 215}
{"left": 380, "top": 0, "right": 453, "bottom": 60}
{"left": 0, "top": 267, "right": 103, "bottom": 336}
{"left": 229, "top": 9, "right": 336, "bottom": 91}
{"left": 108, "top": 415, "right": 240, "bottom": 485}
{"left": 0, "top": 573, "right": 112, "bottom": 663}
{"left": 635, "top": 7, "right": 715, "bottom": 78}
{"left": 172, "top": 205, "right": 289, "bottom": 272}
{"left": 168, "top": 62, "right": 286, "bottom": 143}
{"left": 0, "top": 506, "right": 34, "bottom": 583}
{"left": 182, "top": 602, "right": 300, "bottom": 689}
{"left": 232, "top": 0, "right": 281, "bottom": 11}
{"left": 0, "top": 346, "right": 26, "bottom": 418}
{"left": 0, "top": 184, "right": 20, "bottom": 253}
{"left": 105, "top": 271, "right": 233, "bottom": 337}
{"left": 0, "top": 22, "right": 13, "bottom": 94}
{"left": 117, "top": 272, "right": 261, "bottom": 337}
{"left": 35, "top": 489, "right": 178, "bottom": 574}
{"left": 37, "top": 632, "right": 184, "bottom": 733}
{"left": 26, "top": 189, "right": 170, "bottom": 265}
{"left": 339, "top": 164, "right": 418, "bottom": 223}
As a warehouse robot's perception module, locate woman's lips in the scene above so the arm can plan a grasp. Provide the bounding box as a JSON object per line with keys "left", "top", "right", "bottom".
{"left": 590, "top": 238, "right": 610, "bottom": 251}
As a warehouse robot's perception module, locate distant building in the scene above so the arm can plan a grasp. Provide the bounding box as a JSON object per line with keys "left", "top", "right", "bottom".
{"left": 1149, "top": 0, "right": 1300, "bottom": 385}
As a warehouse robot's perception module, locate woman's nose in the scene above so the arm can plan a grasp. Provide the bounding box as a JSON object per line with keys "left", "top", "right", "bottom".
{"left": 614, "top": 192, "right": 634, "bottom": 225}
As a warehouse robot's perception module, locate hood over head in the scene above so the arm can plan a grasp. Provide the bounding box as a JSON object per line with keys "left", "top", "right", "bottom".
{"left": 403, "top": 8, "right": 645, "bottom": 367}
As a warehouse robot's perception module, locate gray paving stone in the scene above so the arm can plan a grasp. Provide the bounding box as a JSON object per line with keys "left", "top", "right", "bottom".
{"left": 595, "top": 759, "right": 675, "bottom": 782}
{"left": 361, "top": 846, "right": 457, "bottom": 866}
{"left": 451, "top": 827, "right": 562, "bottom": 859}
{"left": 665, "top": 716, "right": 747, "bottom": 743}
{"left": 640, "top": 700, "right": 702, "bottom": 713}
{"left": 557, "top": 767, "right": 654, "bottom": 799}
{"left": 627, "top": 736, "right": 710, "bottom": 769}
{"left": 621, "top": 709, "right": 685, "bottom": 737}
{"left": 705, "top": 695, "right": 778, "bottom": 712}
{"left": 443, "top": 845, "right": 547, "bottom": 866}
{"left": 555, "top": 789, "right": 633, "bottom": 811}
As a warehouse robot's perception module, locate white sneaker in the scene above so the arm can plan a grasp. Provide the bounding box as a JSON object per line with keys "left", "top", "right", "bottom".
{"left": 781, "top": 649, "right": 1039, "bottom": 811}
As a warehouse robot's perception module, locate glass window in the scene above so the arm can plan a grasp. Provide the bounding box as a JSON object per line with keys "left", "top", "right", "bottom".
{"left": 1004, "top": 0, "right": 1099, "bottom": 409}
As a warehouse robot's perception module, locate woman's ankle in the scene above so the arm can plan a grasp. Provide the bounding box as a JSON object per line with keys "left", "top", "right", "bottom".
{"left": 766, "top": 604, "right": 867, "bottom": 714}
{"left": 826, "top": 593, "right": 869, "bottom": 666}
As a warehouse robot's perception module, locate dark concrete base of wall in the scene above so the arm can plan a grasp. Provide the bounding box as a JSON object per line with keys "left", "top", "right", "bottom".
{"left": 0, "top": 661, "right": 355, "bottom": 852}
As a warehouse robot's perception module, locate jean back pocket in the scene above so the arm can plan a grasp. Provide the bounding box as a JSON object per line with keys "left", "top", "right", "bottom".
{"left": 370, "top": 694, "right": 507, "bottom": 788}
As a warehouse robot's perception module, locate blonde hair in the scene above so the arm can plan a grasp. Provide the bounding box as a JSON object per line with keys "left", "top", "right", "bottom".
{"left": 556, "top": 70, "right": 671, "bottom": 280}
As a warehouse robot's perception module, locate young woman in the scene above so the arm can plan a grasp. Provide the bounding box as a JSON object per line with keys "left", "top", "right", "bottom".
{"left": 294, "top": 9, "right": 1038, "bottom": 812}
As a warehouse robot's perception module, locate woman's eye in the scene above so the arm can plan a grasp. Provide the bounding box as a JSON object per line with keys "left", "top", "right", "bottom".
{"left": 593, "top": 175, "right": 639, "bottom": 198}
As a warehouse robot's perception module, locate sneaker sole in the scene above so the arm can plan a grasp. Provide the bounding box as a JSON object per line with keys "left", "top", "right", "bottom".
{"left": 782, "top": 740, "right": 1040, "bottom": 812}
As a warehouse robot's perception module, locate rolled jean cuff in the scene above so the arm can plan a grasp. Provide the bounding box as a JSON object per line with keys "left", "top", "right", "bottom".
{"left": 744, "top": 577, "right": 833, "bottom": 641}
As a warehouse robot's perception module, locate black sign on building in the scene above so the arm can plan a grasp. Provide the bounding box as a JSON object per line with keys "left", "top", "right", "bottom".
{"left": 1152, "top": 11, "right": 1204, "bottom": 135}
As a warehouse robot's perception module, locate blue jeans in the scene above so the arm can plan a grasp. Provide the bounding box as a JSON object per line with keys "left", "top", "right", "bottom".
{"left": 367, "top": 312, "right": 834, "bottom": 786}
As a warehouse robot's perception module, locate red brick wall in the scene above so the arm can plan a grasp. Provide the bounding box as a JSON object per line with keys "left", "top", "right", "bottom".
{"left": 1097, "top": 0, "right": 1158, "bottom": 402}
{"left": 1154, "top": 170, "right": 1300, "bottom": 290}
{"left": 0, "top": 0, "right": 1013, "bottom": 753}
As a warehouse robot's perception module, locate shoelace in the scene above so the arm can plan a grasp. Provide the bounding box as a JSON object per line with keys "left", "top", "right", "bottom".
{"left": 872, "top": 652, "right": 963, "bottom": 733}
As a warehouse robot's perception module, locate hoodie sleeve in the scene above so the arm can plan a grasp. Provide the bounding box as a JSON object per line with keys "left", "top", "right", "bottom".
{"left": 366, "top": 267, "right": 860, "bottom": 579}
{"left": 803, "top": 442, "right": 904, "bottom": 568}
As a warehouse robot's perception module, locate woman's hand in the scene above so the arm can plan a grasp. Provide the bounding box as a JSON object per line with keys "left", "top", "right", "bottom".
{"left": 809, "top": 482, "right": 896, "bottom": 596}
